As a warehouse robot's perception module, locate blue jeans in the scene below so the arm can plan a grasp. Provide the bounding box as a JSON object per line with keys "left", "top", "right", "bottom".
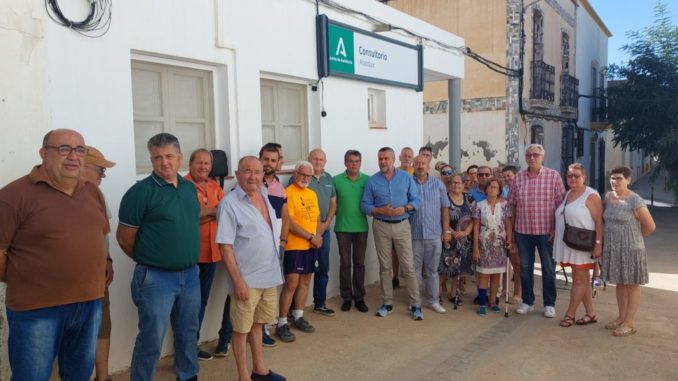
{"left": 313, "top": 230, "right": 331, "bottom": 308}
{"left": 412, "top": 239, "right": 442, "bottom": 305}
{"left": 7, "top": 299, "right": 101, "bottom": 381}
{"left": 218, "top": 294, "right": 233, "bottom": 345}
{"left": 198, "top": 262, "right": 217, "bottom": 340}
{"left": 130, "top": 264, "right": 200, "bottom": 381}
{"left": 515, "top": 233, "right": 557, "bottom": 307}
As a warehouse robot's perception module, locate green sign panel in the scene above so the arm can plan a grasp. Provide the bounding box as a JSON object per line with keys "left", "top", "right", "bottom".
{"left": 317, "top": 15, "right": 423, "bottom": 91}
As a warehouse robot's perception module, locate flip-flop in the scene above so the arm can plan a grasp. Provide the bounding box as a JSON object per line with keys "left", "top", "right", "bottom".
{"left": 605, "top": 320, "right": 622, "bottom": 330}
{"left": 576, "top": 314, "right": 598, "bottom": 325}
{"left": 613, "top": 325, "right": 637, "bottom": 337}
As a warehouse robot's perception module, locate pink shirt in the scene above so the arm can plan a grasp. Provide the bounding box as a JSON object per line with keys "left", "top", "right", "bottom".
{"left": 508, "top": 166, "right": 565, "bottom": 235}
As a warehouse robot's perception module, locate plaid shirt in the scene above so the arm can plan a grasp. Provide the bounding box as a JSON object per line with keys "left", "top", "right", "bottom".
{"left": 508, "top": 166, "right": 565, "bottom": 235}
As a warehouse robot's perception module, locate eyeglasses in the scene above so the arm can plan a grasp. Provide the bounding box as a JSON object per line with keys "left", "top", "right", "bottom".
{"left": 525, "top": 153, "right": 542, "bottom": 158}
{"left": 478, "top": 173, "right": 491, "bottom": 177}
{"left": 87, "top": 166, "right": 106, "bottom": 175}
{"left": 468, "top": 171, "right": 478, "bottom": 175}
{"left": 44, "top": 145, "right": 88, "bottom": 157}
{"left": 610, "top": 176, "right": 625, "bottom": 181}
{"left": 566, "top": 174, "right": 581, "bottom": 179}
{"left": 441, "top": 170, "right": 454, "bottom": 176}
{"left": 296, "top": 172, "right": 312, "bottom": 179}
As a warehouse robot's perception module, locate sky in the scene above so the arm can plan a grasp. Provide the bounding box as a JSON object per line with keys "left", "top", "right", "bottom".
{"left": 588, "top": 0, "right": 678, "bottom": 66}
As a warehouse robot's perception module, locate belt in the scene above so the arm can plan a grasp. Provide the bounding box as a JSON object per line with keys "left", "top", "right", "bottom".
{"left": 375, "top": 217, "right": 407, "bottom": 224}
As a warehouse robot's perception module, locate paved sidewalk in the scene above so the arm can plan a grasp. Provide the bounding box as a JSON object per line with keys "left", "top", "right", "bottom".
{"left": 112, "top": 206, "right": 678, "bottom": 381}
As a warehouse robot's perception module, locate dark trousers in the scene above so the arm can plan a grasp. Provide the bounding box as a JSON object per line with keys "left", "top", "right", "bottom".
{"left": 218, "top": 294, "right": 233, "bottom": 345}
{"left": 336, "top": 231, "right": 368, "bottom": 302}
{"left": 197, "top": 262, "right": 217, "bottom": 340}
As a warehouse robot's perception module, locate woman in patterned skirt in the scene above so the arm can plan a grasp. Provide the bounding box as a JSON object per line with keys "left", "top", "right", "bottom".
{"left": 472, "top": 178, "right": 513, "bottom": 316}
{"left": 602, "top": 166, "right": 655, "bottom": 336}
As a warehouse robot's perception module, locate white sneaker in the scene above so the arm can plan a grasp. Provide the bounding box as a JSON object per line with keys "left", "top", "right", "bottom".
{"left": 430, "top": 302, "right": 447, "bottom": 314}
{"left": 515, "top": 303, "right": 534, "bottom": 315}
{"left": 543, "top": 306, "right": 556, "bottom": 318}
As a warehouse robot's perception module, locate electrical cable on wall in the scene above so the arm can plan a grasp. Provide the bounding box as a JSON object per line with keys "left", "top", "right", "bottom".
{"left": 45, "top": 0, "right": 112, "bottom": 38}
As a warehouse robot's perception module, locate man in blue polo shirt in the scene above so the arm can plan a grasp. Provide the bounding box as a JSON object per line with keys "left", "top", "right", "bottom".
{"left": 117, "top": 133, "right": 200, "bottom": 381}
{"left": 361, "top": 147, "right": 422, "bottom": 320}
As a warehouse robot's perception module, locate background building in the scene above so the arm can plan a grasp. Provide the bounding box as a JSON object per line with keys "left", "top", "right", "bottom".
{"left": 0, "top": 0, "right": 463, "bottom": 374}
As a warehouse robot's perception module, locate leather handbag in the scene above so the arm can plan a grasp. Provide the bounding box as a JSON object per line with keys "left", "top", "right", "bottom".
{"left": 562, "top": 192, "right": 596, "bottom": 252}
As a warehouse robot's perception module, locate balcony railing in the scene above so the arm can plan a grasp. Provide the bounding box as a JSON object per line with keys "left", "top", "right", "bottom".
{"left": 560, "top": 73, "right": 579, "bottom": 108}
{"left": 591, "top": 87, "right": 607, "bottom": 123}
{"left": 530, "top": 60, "right": 555, "bottom": 102}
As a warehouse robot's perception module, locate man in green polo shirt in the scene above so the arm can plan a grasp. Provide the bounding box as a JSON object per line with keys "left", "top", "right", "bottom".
{"left": 334, "top": 149, "right": 370, "bottom": 313}
{"left": 117, "top": 133, "right": 201, "bottom": 381}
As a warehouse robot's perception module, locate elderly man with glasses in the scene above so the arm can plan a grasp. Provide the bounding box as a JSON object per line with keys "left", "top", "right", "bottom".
{"left": 0, "top": 129, "right": 110, "bottom": 380}
{"left": 508, "top": 144, "right": 565, "bottom": 318}
{"left": 276, "top": 162, "right": 323, "bottom": 343}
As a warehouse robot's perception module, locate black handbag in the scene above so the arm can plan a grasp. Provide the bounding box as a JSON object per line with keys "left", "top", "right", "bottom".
{"left": 562, "top": 192, "right": 596, "bottom": 252}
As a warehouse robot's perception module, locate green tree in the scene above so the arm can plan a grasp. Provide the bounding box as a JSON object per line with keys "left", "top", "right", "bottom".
{"left": 607, "top": 2, "right": 678, "bottom": 201}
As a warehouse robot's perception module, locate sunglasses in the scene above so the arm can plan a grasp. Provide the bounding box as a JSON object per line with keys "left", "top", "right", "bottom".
{"left": 478, "top": 173, "right": 491, "bottom": 177}
{"left": 441, "top": 170, "right": 454, "bottom": 176}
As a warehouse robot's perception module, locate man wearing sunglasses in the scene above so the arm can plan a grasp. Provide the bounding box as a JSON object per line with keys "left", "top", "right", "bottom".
{"left": 469, "top": 165, "right": 507, "bottom": 202}
{"left": 0, "top": 129, "right": 109, "bottom": 380}
{"left": 83, "top": 145, "right": 117, "bottom": 381}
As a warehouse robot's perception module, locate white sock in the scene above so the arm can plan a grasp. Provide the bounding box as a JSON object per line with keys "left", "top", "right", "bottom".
{"left": 292, "top": 309, "right": 303, "bottom": 320}
{"left": 277, "top": 317, "right": 287, "bottom": 327}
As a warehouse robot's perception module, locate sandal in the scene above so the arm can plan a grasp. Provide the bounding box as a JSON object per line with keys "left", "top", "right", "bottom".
{"left": 576, "top": 314, "right": 598, "bottom": 325}
{"left": 605, "top": 320, "right": 622, "bottom": 330}
{"left": 448, "top": 295, "right": 463, "bottom": 306}
{"left": 559, "top": 315, "right": 575, "bottom": 327}
{"left": 613, "top": 325, "right": 637, "bottom": 337}
{"left": 508, "top": 296, "right": 522, "bottom": 304}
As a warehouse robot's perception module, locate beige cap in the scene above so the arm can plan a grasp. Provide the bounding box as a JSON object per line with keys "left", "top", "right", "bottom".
{"left": 85, "top": 146, "right": 116, "bottom": 168}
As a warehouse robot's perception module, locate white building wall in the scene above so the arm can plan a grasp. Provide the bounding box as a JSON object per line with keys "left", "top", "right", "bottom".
{"left": 576, "top": 1, "right": 609, "bottom": 183}
{"left": 1, "top": 0, "right": 463, "bottom": 374}
{"left": 460, "top": 111, "right": 506, "bottom": 168}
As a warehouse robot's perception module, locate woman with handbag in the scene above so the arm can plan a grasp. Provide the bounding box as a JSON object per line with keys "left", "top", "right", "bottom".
{"left": 438, "top": 171, "right": 475, "bottom": 305}
{"left": 553, "top": 163, "right": 603, "bottom": 327}
{"left": 602, "top": 166, "right": 655, "bottom": 336}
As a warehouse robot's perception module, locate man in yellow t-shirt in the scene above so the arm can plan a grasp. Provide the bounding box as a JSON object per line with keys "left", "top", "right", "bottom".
{"left": 275, "top": 161, "right": 322, "bottom": 343}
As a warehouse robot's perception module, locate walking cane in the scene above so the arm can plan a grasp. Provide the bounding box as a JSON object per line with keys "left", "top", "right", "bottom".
{"left": 505, "top": 246, "right": 510, "bottom": 318}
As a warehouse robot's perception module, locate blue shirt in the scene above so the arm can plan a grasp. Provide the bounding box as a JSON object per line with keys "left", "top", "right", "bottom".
{"left": 409, "top": 175, "right": 450, "bottom": 240}
{"left": 361, "top": 168, "right": 420, "bottom": 221}
{"left": 469, "top": 186, "right": 508, "bottom": 203}
{"left": 215, "top": 184, "right": 284, "bottom": 290}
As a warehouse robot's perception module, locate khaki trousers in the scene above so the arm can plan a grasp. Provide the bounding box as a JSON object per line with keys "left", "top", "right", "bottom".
{"left": 372, "top": 219, "right": 420, "bottom": 306}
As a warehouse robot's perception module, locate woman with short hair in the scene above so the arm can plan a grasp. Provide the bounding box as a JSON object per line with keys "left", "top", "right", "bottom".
{"left": 602, "top": 166, "right": 656, "bottom": 336}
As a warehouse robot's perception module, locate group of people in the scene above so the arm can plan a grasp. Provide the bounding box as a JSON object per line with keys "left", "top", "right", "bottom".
{"left": 0, "top": 130, "right": 656, "bottom": 381}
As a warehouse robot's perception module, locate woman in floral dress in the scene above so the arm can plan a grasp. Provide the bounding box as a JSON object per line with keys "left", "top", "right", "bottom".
{"left": 472, "top": 178, "right": 513, "bottom": 316}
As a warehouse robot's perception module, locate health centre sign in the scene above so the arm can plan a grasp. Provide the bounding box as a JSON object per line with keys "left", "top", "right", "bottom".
{"left": 316, "top": 15, "right": 423, "bottom": 91}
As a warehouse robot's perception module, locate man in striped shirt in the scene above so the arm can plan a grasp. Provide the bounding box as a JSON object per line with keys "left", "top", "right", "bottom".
{"left": 409, "top": 155, "right": 451, "bottom": 314}
{"left": 508, "top": 144, "right": 565, "bottom": 318}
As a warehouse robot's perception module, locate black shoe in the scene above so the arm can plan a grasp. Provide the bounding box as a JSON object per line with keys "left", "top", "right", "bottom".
{"left": 341, "top": 300, "right": 352, "bottom": 311}
{"left": 251, "top": 369, "right": 286, "bottom": 381}
{"left": 275, "top": 324, "right": 296, "bottom": 343}
{"left": 313, "top": 305, "right": 336, "bottom": 317}
{"left": 355, "top": 300, "right": 369, "bottom": 313}
{"left": 291, "top": 317, "right": 315, "bottom": 333}
{"left": 213, "top": 340, "right": 229, "bottom": 357}
{"left": 262, "top": 328, "right": 277, "bottom": 347}
{"left": 197, "top": 349, "right": 213, "bottom": 361}
{"left": 392, "top": 277, "right": 400, "bottom": 289}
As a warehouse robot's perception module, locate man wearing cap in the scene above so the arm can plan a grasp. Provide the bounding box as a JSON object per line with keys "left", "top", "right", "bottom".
{"left": 117, "top": 133, "right": 201, "bottom": 381}
{"left": 0, "top": 129, "right": 109, "bottom": 380}
{"left": 82, "top": 145, "right": 117, "bottom": 381}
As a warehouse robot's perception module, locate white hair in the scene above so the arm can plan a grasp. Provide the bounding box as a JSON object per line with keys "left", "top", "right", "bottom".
{"left": 295, "top": 161, "right": 313, "bottom": 171}
{"left": 525, "top": 144, "right": 545, "bottom": 155}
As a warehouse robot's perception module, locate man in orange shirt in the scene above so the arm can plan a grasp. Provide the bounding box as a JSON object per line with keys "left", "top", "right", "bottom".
{"left": 185, "top": 149, "right": 225, "bottom": 361}
{"left": 275, "top": 162, "right": 322, "bottom": 343}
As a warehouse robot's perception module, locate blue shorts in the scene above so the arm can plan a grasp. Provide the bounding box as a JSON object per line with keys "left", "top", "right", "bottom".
{"left": 284, "top": 249, "right": 317, "bottom": 275}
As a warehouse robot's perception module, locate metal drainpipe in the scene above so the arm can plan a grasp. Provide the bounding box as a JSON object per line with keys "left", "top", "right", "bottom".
{"left": 448, "top": 79, "right": 462, "bottom": 171}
